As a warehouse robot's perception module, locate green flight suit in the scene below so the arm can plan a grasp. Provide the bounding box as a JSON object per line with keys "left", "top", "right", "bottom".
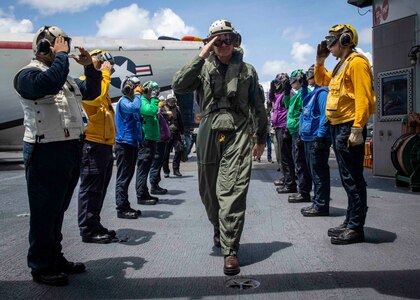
{"left": 172, "top": 49, "right": 267, "bottom": 255}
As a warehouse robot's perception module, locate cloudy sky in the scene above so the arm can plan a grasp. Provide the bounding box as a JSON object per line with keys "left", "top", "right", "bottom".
{"left": 0, "top": 0, "right": 373, "bottom": 89}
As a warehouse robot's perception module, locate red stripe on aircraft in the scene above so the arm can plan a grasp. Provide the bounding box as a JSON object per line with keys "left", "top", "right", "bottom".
{"left": 0, "top": 41, "right": 32, "bottom": 49}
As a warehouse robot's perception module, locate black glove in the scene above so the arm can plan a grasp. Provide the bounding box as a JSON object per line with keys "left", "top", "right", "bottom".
{"left": 284, "top": 80, "right": 291, "bottom": 96}
{"left": 270, "top": 80, "right": 276, "bottom": 92}
{"left": 314, "top": 136, "right": 331, "bottom": 152}
{"left": 316, "top": 40, "right": 330, "bottom": 62}
{"left": 300, "top": 74, "right": 308, "bottom": 88}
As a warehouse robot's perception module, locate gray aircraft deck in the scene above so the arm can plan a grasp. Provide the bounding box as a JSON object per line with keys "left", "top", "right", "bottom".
{"left": 0, "top": 150, "right": 419, "bottom": 299}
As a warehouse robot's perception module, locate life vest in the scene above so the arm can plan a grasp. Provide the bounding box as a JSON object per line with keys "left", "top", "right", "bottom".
{"left": 14, "top": 60, "right": 86, "bottom": 143}
{"left": 326, "top": 52, "right": 374, "bottom": 125}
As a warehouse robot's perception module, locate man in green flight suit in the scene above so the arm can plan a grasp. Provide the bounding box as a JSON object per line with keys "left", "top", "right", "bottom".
{"left": 172, "top": 19, "right": 267, "bottom": 276}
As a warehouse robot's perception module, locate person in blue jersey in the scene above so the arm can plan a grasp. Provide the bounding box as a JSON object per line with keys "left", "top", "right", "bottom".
{"left": 115, "top": 76, "right": 144, "bottom": 219}
{"left": 299, "top": 66, "right": 331, "bottom": 216}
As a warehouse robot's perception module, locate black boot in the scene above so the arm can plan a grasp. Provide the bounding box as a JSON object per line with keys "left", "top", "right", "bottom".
{"left": 151, "top": 184, "right": 168, "bottom": 195}
{"left": 173, "top": 169, "right": 182, "bottom": 177}
{"left": 331, "top": 228, "right": 365, "bottom": 245}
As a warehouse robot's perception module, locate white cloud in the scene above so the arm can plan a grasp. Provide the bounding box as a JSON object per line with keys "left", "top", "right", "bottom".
{"left": 261, "top": 41, "right": 315, "bottom": 78}
{"left": 18, "top": 0, "right": 111, "bottom": 15}
{"left": 0, "top": 7, "right": 33, "bottom": 33}
{"left": 358, "top": 27, "right": 372, "bottom": 45}
{"left": 261, "top": 59, "right": 307, "bottom": 77}
{"left": 96, "top": 4, "right": 197, "bottom": 39}
{"left": 291, "top": 42, "right": 315, "bottom": 63}
{"left": 150, "top": 8, "right": 195, "bottom": 38}
{"left": 282, "top": 26, "right": 309, "bottom": 42}
{"left": 356, "top": 47, "right": 373, "bottom": 65}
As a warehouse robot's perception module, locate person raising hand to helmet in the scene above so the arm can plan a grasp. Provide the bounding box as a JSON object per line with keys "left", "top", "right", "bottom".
{"left": 314, "top": 24, "right": 375, "bottom": 245}
{"left": 78, "top": 49, "right": 117, "bottom": 245}
{"left": 13, "top": 25, "right": 102, "bottom": 286}
{"left": 114, "top": 76, "right": 143, "bottom": 220}
{"left": 172, "top": 19, "right": 267, "bottom": 276}
{"left": 136, "top": 81, "right": 161, "bottom": 205}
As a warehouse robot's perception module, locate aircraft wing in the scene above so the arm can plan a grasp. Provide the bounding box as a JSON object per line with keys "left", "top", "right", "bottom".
{"left": 0, "top": 33, "right": 201, "bottom": 129}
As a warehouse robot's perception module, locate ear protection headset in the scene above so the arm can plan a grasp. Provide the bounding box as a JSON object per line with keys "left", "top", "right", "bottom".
{"left": 121, "top": 77, "right": 140, "bottom": 95}
{"left": 143, "top": 85, "right": 150, "bottom": 95}
{"left": 36, "top": 27, "right": 53, "bottom": 55}
{"left": 142, "top": 81, "right": 160, "bottom": 98}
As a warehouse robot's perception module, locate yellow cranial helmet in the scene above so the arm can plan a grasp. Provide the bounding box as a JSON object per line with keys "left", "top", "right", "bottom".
{"left": 326, "top": 24, "right": 358, "bottom": 48}
{"left": 89, "top": 49, "right": 114, "bottom": 65}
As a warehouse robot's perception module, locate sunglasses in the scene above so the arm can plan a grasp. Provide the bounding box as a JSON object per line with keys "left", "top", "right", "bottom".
{"left": 214, "top": 38, "right": 234, "bottom": 47}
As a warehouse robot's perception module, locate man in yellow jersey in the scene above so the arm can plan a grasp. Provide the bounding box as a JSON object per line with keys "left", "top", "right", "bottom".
{"left": 314, "top": 24, "right": 375, "bottom": 245}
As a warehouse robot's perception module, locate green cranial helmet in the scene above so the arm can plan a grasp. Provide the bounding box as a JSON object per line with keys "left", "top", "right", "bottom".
{"left": 142, "top": 81, "right": 160, "bottom": 99}
{"left": 290, "top": 69, "right": 305, "bottom": 85}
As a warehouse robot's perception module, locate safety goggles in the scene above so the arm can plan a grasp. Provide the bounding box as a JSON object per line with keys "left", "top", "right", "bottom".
{"left": 306, "top": 69, "right": 314, "bottom": 79}
{"left": 289, "top": 77, "right": 298, "bottom": 85}
{"left": 289, "top": 70, "right": 302, "bottom": 84}
{"left": 95, "top": 52, "right": 115, "bottom": 65}
{"left": 325, "top": 24, "right": 346, "bottom": 47}
{"left": 325, "top": 35, "right": 339, "bottom": 47}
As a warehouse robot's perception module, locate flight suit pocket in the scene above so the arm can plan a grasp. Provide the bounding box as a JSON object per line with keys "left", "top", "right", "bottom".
{"left": 219, "top": 157, "right": 240, "bottom": 192}
{"left": 211, "top": 112, "right": 235, "bottom": 132}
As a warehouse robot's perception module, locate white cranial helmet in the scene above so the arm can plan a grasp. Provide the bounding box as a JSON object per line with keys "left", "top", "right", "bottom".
{"left": 32, "top": 26, "right": 71, "bottom": 55}
{"left": 166, "top": 93, "right": 176, "bottom": 101}
{"left": 208, "top": 19, "right": 235, "bottom": 37}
